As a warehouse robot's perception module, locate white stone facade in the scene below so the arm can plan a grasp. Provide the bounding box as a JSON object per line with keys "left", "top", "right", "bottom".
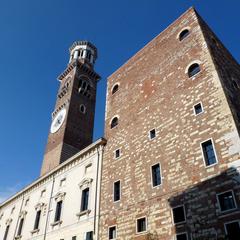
{"left": 0, "top": 138, "right": 106, "bottom": 240}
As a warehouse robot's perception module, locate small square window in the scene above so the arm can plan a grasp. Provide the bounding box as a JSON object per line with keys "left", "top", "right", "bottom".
{"left": 172, "top": 205, "right": 186, "bottom": 224}
{"left": 136, "top": 217, "right": 147, "bottom": 233}
{"left": 115, "top": 149, "right": 120, "bottom": 159}
{"left": 225, "top": 221, "right": 240, "bottom": 239}
{"left": 176, "top": 233, "right": 188, "bottom": 240}
{"left": 72, "top": 236, "right": 77, "bottom": 240}
{"left": 194, "top": 103, "right": 203, "bottom": 115}
{"left": 108, "top": 226, "right": 116, "bottom": 239}
{"left": 41, "top": 190, "right": 46, "bottom": 197}
{"left": 85, "top": 164, "right": 92, "bottom": 174}
{"left": 25, "top": 198, "right": 29, "bottom": 206}
{"left": 149, "top": 129, "right": 156, "bottom": 139}
{"left": 201, "top": 139, "right": 217, "bottom": 166}
{"left": 60, "top": 178, "right": 66, "bottom": 187}
{"left": 217, "top": 191, "right": 236, "bottom": 212}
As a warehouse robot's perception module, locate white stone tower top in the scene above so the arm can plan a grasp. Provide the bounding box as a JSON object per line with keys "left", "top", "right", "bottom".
{"left": 69, "top": 41, "right": 98, "bottom": 68}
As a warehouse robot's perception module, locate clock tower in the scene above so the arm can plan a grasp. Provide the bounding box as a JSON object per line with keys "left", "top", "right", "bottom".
{"left": 40, "top": 41, "right": 100, "bottom": 176}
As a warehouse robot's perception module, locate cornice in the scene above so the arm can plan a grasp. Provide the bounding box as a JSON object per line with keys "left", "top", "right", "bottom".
{"left": 58, "top": 61, "right": 101, "bottom": 81}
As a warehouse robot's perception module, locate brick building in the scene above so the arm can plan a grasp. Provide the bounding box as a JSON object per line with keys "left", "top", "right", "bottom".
{"left": 0, "top": 6, "right": 240, "bottom": 240}
{"left": 99, "top": 7, "right": 240, "bottom": 240}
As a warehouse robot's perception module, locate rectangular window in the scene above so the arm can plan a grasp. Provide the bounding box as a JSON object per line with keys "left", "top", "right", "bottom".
{"left": 151, "top": 163, "right": 161, "bottom": 187}
{"left": 72, "top": 236, "right": 77, "bottom": 240}
{"left": 108, "top": 226, "right": 116, "bottom": 239}
{"left": 3, "top": 225, "right": 9, "bottom": 240}
{"left": 54, "top": 200, "right": 62, "bottom": 222}
{"left": 225, "top": 221, "right": 240, "bottom": 240}
{"left": 86, "top": 231, "right": 93, "bottom": 240}
{"left": 176, "top": 232, "right": 188, "bottom": 240}
{"left": 201, "top": 139, "right": 217, "bottom": 166}
{"left": 149, "top": 129, "right": 156, "bottom": 139}
{"left": 115, "top": 149, "right": 120, "bottom": 159}
{"left": 217, "top": 191, "right": 236, "bottom": 212}
{"left": 17, "top": 218, "right": 24, "bottom": 236}
{"left": 172, "top": 205, "right": 186, "bottom": 224}
{"left": 41, "top": 189, "right": 46, "bottom": 197}
{"left": 113, "top": 181, "right": 121, "bottom": 202}
{"left": 81, "top": 188, "right": 89, "bottom": 211}
{"left": 194, "top": 103, "right": 203, "bottom": 115}
{"left": 60, "top": 178, "right": 66, "bottom": 187}
{"left": 34, "top": 210, "right": 41, "bottom": 230}
{"left": 136, "top": 217, "right": 147, "bottom": 233}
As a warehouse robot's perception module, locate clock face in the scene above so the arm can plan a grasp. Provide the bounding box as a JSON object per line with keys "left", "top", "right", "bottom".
{"left": 50, "top": 108, "right": 67, "bottom": 133}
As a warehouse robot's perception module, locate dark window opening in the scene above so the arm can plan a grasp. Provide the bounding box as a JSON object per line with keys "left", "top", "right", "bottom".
{"left": 137, "top": 217, "right": 147, "bottom": 233}
{"left": 149, "top": 129, "right": 156, "bottom": 139}
{"left": 81, "top": 188, "right": 89, "bottom": 212}
{"left": 72, "top": 236, "right": 77, "bottom": 240}
{"left": 152, "top": 163, "right": 161, "bottom": 187}
{"left": 54, "top": 200, "right": 62, "bottom": 222}
{"left": 115, "top": 149, "right": 120, "bottom": 158}
{"left": 34, "top": 210, "right": 41, "bottom": 230}
{"left": 109, "top": 226, "right": 116, "bottom": 239}
{"left": 17, "top": 218, "right": 24, "bottom": 236}
{"left": 218, "top": 191, "right": 236, "bottom": 212}
{"left": 188, "top": 63, "right": 201, "bottom": 78}
{"left": 3, "top": 225, "right": 10, "bottom": 240}
{"left": 225, "top": 221, "right": 240, "bottom": 240}
{"left": 111, "top": 117, "right": 118, "bottom": 129}
{"left": 176, "top": 233, "right": 188, "bottom": 240}
{"left": 179, "top": 29, "right": 190, "bottom": 41}
{"left": 86, "top": 231, "right": 93, "bottom": 240}
{"left": 114, "top": 181, "right": 120, "bottom": 202}
{"left": 194, "top": 103, "right": 203, "bottom": 115}
{"left": 80, "top": 104, "right": 86, "bottom": 114}
{"left": 172, "top": 205, "right": 186, "bottom": 224}
{"left": 112, "top": 84, "right": 119, "bottom": 95}
{"left": 201, "top": 139, "right": 217, "bottom": 166}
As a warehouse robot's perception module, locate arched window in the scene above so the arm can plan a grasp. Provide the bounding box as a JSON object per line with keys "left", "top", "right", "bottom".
{"left": 188, "top": 63, "right": 201, "bottom": 78}
{"left": 111, "top": 117, "right": 118, "bottom": 129}
{"left": 79, "top": 104, "right": 86, "bottom": 114}
{"left": 112, "top": 84, "right": 119, "bottom": 95}
{"left": 179, "top": 29, "right": 190, "bottom": 41}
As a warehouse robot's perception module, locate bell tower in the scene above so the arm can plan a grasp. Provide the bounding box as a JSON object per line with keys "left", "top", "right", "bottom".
{"left": 41, "top": 41, "right": 100, "bottom": 176}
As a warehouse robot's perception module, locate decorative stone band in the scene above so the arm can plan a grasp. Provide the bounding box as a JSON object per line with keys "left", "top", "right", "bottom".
{"left": 54, "top": 191, "right": 66, "bottom": 201}
{"left": 78, "top": 178, "right": 93, "bottom": 189}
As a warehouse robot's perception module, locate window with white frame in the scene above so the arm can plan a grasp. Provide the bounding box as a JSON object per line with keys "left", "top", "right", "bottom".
{"left": 194, "top": 102, "right": 203, "bottom": 115}
{"left": 85, "top": 231, "right": 93, "bottom": 240}
{"left": 201, "top": 139, "right": 217, "bottom": 166}
{"left": 115, "top": 149, "right": 121, "bottom": 159}
{"left": 225, "top": 221, "right": 240, "bottom": 239}
{"left": 149, "top": 129, "right": 156, "bottom": 139}
{"left": 81, "top": 188, "right": 89, "bottom": 212}
{"left": 54, "top": 200, "right": 63, "bottom": 222}
{"left": 172, "top": 205, "right": 186, "bottom": 224}
{"left": 33, "top": 210, "right": 41, "bottom": 230}
{"left": 151, "top": 163, "right": 161, "bottom": 187}
{"left": 176, "top": 232, "right": 188, "bottom": 240}
{"left": 136, "top": 217, "right": 147, "bottom": 233}
{"left": 217, "top": 190, "right": 237, "bottom": 212}
{"left": 113, "top": 181, "right": 121, "bottom": 202}
{"left": 108, "top": 226, "right": 116, "bottom": 239}
{"left": 3, "top": 225, "right": 10, "bottom": 240}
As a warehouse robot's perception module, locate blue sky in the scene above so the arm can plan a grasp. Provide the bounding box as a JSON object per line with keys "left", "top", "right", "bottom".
{"left": 0, "top": 0, "right": 239, "bottom": 202}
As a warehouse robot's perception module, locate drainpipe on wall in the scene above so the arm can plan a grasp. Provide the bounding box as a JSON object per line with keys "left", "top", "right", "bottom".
{"left": 94, "top": 146, "right": 102, "bottom": 239}
{"left": 43, "top": 175, "right": 55, "bottom": 240}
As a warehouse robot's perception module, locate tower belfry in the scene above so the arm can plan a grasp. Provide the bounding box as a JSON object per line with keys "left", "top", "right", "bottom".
{"left": 40, "top": 41, "right": 100, "bottom": 176}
